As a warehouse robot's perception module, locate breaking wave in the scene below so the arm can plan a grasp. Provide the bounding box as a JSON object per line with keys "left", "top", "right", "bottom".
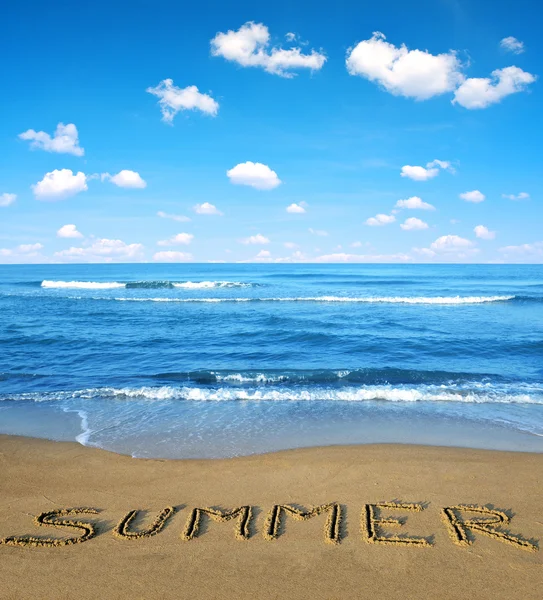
{"left": 110, "top": 295, "right": 515, "bottom": 304}
{"left": 41, "top": 280, "right": 254, "bottom": 290}
{"left": 4, "top": 380, "right": 542, "bottom": 405}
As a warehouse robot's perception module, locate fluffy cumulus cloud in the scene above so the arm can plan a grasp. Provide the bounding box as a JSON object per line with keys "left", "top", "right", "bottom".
{"left": 413, "top": 235, "right": 478, "bottom": 261}
{"left": 365, "top": 213, "right": 396, "bottom": 226}
{"left": 400, "top": 217, "right": 428, "bottom": 230}
{"left": 104, "top": 170, "right": 146, "bottom": 189}
{"left": 240, "top": 234, "right": 270, "bottom": 245}
{"left": 474, "top": 225, "right": 496, "bottom": 240}
{"left": 315, "top": 252, "right": 410, "bottom": 263}
{"left": 500, "top": 36, "right": 525, "bottom": 54}
{"left": 157, "top": 233, "right": 194, "bottom": 246}
{"left": 430, "top": 235, "right": 474, "bottom": 252}
{"left": 453, "top": 67, "right": 536, "bottom": 109}
{"left": 19, "top": 123, "right": 84, "bottom": 156}
{"left": 227, "top": 162, "right": 281, "bottom": 190}
{"left": 32, "top": 169, "right": 88, "bottom": 200}
{"left": 57, "top": 224, "right": 83, "bottom": 238}
{"left": 395, "top": 196, "right": 435, "bottom": 210}
{"left": 0, "top": 243, "right": 45, "bottom": 262}
{"left": 146, "top": 79, "right": 219, "bottom": 123}
{"left": 0, "top": 193, "right": 16, "bottom": 207}
{"left": 400, "top": 159, "right": 454, "bottom": 181}
{"left": 346, "top": 32, "right": 464, "bottom": 100}
{"left": 308, "top": 228, "right": 328, "bottom": 236}
{"left": 502, "top": 192, "right": 529, "bottom": 201}
{"left": 157, "top": 211, "right": 191, "bottom": 222}
{"left": 499, "top": 241, "right": 543, "bottom": 259}
{"left": 153, "top": 251, "right": 193, "bottom": 262}
{"left": 460, "top": 190, "right": 485, "bottom": 203}
{"left": 18, "top": 243, "right": 44, "bottom": 253}
{"left": 255, "top": 250, "right": 271, "bottom": 259}
{"left": 54, "top": 239, "right": 144, "bottom": 262}
{"left": 286, "top": 203, "right": 306, "bottom": 213}
{"left": 210, "top": 22, "right": 326, "bottom": 77}
{"left": 194, "top": 202, "right": 222, "bottom": 215}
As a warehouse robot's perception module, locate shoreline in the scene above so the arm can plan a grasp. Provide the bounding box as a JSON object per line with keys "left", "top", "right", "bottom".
{"left": 3, "top": 431, "right": 543, "bottom": 460}
{"left": 3, "top": 397, "right": 543, "bottom": 459}
{"left": 1, "top": 434, "right": 542, "bottom": 599}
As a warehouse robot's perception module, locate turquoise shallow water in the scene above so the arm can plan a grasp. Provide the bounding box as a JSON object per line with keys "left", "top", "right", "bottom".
{"left": 1, "top": 263, "right": 542, "bottom": 457}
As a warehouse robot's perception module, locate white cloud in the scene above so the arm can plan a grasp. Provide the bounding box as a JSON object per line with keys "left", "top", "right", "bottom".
{"left": 413, "top": 247, "right": 437, "bottom": 258}
{"left": 502, "top": 192, "right": 529, "bottom": 201}
{"left": 286, "top": 203, "right": 306, "bottom": 213}
{"left": 395, "top": 196, "right": 435, "bottom": 210}
{"left": 32, "top": 169, "right": 88, "bottom": 200}
{"left": 54, "top": 239, "right": 144, "bottom": 262}
{"left": 256, "top": 250, "right": 271, "bottom": 258}
{"left": 19, "top": 123, "right": 84, "bottom": 156}
{"left": 413, "top": 234, "right": 480, "bottom": 260}
{"left": 308, "top": 228, "right": 328, "bottom": 236}
{"left": 453, "top": 66, "right": 536, "bottom": 109}
{"left": 57, "top": 224, "right": 83, "bottom": 238}
{"left": 365, "top": 213, "right": 396, "bottom": 226}
{"left": 315, "top": 252, "right": 410, "bottom": 263}
{"left": 153, "top": 251, "right": 193, "bottom": 262}
{"left": 500, "top": 37, "right": 525, "bottom": 54}
{"left": 474, "top": 225, "right": 496, "bottom": 240}
{"left": 346, "top": 31, "right": 464, "bottom": 100}
{"left": 351, "top": 241, "right": 362, "bottom": 248}
{"left": 146, "top": 79, "right": 219, "bottom": 123}
{"left": 0, "top": 193, "right": 16, "bottom": 207}
{"left": 430, "top": 235, "right": 474, "bottom": 252}
{"left": 400, "top": 217, "right": 428, "bottom": 230}
{"left": 227, "top": 162, "right": 281, "bottom": 190}
{"left": 157, "top": 211, "right": 191, "bottom": 222}
{"left": 240, "top": 234, "right": 270, "bottom": 245}
{"left": 400, "top": 159, "right": 454, "bottom": 181}
{"left": 18, "top": 243, "right": 44, "bottom": 253}
{"left": 210, "top": 22, "right": 326, "bottom": 78}
{"left": 105, "top": 170, "right": 146, "bottom": 189}
{"left": 157, "top": 233, "right": 194, "bottom": 246}
{"left": 460, "top": 190, "right": 485, "bottom": 203}
{"left": 0, "top": 243, "right": 45, "bottom": 262}
{"left": 194, "top": 202, "right": 222, "bottom": 215}
{"left": 284, "top": 242, "right": 298, "bottom": 249}
{"left": 499, "top": 241, "right": 543, "bottom": 258}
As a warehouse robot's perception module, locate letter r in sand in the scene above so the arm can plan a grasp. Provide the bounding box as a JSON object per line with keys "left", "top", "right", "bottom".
{"left": 442, "top": 505, "right": 538, "bottom": 552}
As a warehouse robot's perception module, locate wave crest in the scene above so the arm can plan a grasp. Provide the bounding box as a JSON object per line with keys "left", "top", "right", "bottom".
{"left": 42, "top": 280, "right": 125, "bottom": 289}
{"left": 111, "top": 295, "right": 514, "bottom": 304}
{"left": 41, "top": 280, "right": 254, "bottom": 290}
{"left": 6, "top": 382, "right": 542, "bottom": 405}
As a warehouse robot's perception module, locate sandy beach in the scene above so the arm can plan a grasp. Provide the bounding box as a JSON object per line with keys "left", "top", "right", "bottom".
{"left": 0, "top": 435, "right": 542, "bottom": 599}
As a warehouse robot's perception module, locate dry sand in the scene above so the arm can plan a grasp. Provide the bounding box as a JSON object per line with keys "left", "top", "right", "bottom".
{"left": 0, "top": 434, "right": 542, "bottom": 599}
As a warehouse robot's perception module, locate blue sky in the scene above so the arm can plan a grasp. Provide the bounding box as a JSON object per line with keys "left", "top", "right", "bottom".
{"left": 1, "top": 0, "right": 541, "bottom": 263}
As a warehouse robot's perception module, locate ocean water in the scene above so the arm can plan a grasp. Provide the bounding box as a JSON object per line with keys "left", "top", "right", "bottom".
{"left": 1, "top": 263, "right": 542, "bottom": 458}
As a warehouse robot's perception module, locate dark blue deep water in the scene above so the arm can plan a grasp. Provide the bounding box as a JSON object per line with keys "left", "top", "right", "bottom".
{"left": 1, "top": 264, "right": 542, "bottom": 457}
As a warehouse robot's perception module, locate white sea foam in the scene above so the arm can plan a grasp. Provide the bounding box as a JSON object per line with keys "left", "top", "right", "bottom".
{"left": 42, "top": 280, "right": 251, "bottom": 290}
{"left": 42, "top": 280, "right": 125, "bottom": 289}
{"left": 173, "top": 281, "right": 251, "bottom": 288}
{"left": 68, "top": 384, "right": 542, "bottom": 404}
{"left": 214, "top": 373, "right": 289, "bottom": 384}
{"left": 111, "top": 295, "right": 514, "bottom": 304}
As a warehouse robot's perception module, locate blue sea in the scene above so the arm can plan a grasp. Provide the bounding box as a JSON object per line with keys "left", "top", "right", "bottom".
{"left": 1, "top": 263, "right": 542, "bottom": 458}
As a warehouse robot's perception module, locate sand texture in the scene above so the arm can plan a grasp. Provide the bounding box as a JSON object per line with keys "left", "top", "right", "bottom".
{"left": 1, "top": 435, "right": 542, "bottom": 599}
